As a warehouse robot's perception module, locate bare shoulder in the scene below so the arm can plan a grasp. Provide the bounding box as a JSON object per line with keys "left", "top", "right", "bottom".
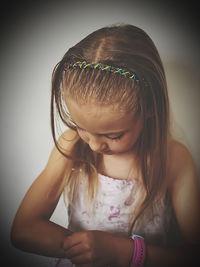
{"left": 57, "top": 128, "right": 80, "bottom": 151}
{"left": 167, "top": 139, "right": 193, "bottom": 164}
{"left": 167, "top": 139, "right": 200, "bottom": 243}
{"left": 166, "top": 139, "right": 197, "bottom": 187}
{"left": 45, "top": 129, "right": 80, "bottom": 168}
{"left": 35, "top": 128, "right": 79, "bottom": 191}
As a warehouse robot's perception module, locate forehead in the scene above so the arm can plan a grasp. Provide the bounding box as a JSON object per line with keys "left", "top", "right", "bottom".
{"left": 66, "top": 99, "right": 137, "bottom": 134}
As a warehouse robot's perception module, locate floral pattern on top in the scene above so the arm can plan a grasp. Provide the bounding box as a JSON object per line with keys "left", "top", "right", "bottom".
{"left": 52, "top": 173, "right": 182, "bottom": 267}
{"left": 68, "top": 174, "right": 136, "bottom": 236}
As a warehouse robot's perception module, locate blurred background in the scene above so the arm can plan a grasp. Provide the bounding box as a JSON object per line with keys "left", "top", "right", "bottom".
{"left": 0, "top": 0, "right": 199, "bottom": 266}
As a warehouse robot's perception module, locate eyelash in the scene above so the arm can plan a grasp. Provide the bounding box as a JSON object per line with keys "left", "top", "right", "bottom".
{"left": 77, "top": 127, "right": 123, "bottom": 141}
{"left": 108, "top": 134, "right": 123, "bottom": 141}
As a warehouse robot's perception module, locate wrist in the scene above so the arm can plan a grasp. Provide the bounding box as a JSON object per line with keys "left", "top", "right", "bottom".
{"left": 130, "top": 234, "right": 147, "bottom": 267}
{"left": 110, "top": 235, "right": 134, "bottom": 267}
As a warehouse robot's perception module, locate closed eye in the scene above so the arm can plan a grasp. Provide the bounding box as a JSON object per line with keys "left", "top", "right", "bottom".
{"left": 77, "top": 126, "right": 124, "bottom": 141}
{"left": 106, "top": 134, "right": 124, "bottom": 140}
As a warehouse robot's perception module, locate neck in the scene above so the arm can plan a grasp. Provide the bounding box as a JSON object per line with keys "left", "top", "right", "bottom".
{"left": 98, "top": 150, "right": 141, "bottom": 181}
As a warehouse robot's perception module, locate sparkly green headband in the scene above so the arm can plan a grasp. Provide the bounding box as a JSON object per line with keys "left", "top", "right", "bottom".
{"left": 64, "top": 61, "right": 143, "bottom": 84}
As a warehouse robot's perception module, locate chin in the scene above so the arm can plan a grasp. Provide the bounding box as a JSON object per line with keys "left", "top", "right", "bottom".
{"left": 98, "top": 150, "right": 113, "bottom": 155}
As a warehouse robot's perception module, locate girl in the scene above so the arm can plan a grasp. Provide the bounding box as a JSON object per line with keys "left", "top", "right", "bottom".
{"left": 11, "top": 24, "right": 200, "bottom": 267}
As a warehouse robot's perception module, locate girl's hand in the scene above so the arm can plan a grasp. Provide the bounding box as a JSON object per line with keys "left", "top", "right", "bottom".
{"left": 63, "top": 230, "right": 119, "bottom": 266}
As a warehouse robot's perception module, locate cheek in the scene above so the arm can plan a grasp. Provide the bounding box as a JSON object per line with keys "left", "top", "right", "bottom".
{"left": 108, "top": 140, "right": 129, "bottom": 151}
{"left": 118, "top": 134, "right": 139, "bottom": 149}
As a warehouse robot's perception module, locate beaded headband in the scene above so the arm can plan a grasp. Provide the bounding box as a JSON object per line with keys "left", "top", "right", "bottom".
{"left": 64, "top": 61, "right": 141, "bottom": 84}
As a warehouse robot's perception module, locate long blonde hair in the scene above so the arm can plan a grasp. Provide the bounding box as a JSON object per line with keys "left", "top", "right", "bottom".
{"left": 51, "top": 24, "right": 169, "bottom": 232}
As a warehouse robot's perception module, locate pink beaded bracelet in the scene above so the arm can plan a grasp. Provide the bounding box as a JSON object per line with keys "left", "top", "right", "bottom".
{"left": 130, "top": 234, "right": 146, "bottom": 267}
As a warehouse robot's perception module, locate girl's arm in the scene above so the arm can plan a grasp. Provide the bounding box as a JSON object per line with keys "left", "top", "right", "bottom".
{"left": 62, "top": 140, "right": 200, "bottom": 267}
{"left": 11, "top": 129, "right": 79, "bottom": 258}
{"left": 141, "top": 140, "right": 200, "bottom": 266}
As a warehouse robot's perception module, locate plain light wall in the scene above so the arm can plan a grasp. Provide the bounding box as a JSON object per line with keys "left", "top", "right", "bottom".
{"left": 0, "top": 0, "right": 199, "bottom": 266}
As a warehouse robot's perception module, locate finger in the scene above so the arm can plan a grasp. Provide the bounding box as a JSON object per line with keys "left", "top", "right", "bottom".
{"left": 65, "top": 243, "right": 89, "bottom": 259}
{"left": 63, "top": 232, "right": 82, "bottom": 251}
{"left": 70, "top": 251, "right": 95, "bottom": 265}
{"left": 76, "top": 262, "right": 102, "bottom": 267}
{"left": 71, "top": 255, "right": 104, "bottom": 266}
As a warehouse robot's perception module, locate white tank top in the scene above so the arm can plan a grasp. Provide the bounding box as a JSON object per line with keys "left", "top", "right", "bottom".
{"left": 51, "top": 173, "right": 183, "bottom": 267}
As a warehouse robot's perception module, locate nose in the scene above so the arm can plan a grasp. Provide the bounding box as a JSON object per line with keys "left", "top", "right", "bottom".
{"left": 88, "top": 135, "right": 108, "bottom": 152}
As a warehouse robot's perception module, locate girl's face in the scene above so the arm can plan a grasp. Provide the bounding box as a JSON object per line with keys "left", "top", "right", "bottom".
{"left": 66, "top": 99, "right": 143, "bottom": 156}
